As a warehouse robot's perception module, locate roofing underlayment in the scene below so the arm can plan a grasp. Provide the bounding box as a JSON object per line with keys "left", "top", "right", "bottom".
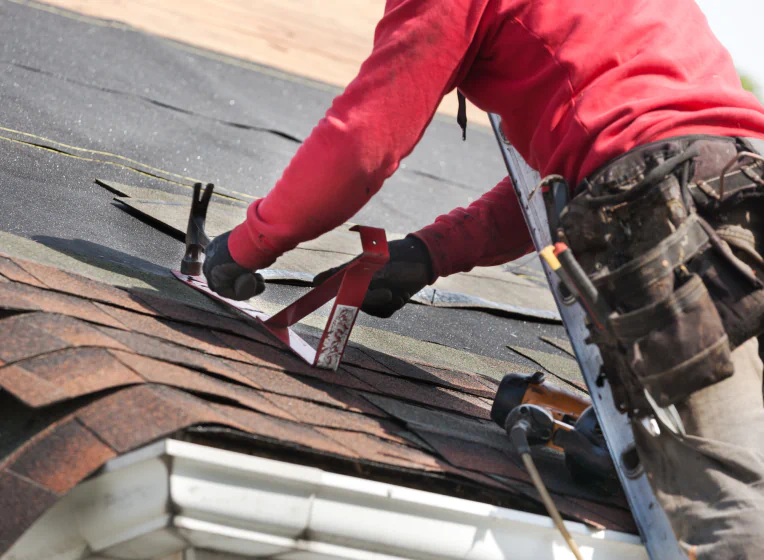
{"left": 0, "top": 0, "right": 634, "bottom": 555}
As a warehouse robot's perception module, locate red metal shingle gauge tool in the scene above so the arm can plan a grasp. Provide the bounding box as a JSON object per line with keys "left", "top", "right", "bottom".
{"left": 174, "top": 183, "right": 389, "bottom": 370}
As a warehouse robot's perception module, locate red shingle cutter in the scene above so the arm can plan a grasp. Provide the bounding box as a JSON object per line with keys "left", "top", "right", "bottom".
{"left": 174, "top": 183, "right": 389, "bottom": 370}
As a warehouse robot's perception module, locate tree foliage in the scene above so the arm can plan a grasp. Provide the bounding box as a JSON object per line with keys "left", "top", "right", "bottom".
{"left": 740, "top": 72, "right": 760, "bottom": 98}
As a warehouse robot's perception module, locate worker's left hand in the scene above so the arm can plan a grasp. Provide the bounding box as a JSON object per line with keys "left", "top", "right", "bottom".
{"left": 203, "top": 231, "right": 266, "bottom": 300}
{"left": 313, "top": 236, "right": 433, "bottom": 318}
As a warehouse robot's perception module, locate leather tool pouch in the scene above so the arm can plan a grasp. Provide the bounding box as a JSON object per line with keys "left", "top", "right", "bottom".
{"left": 609, "top": 274, "right": 733, "bottom": 407}
{"left": 560, "top": 136, "right": 764, "bottom": 411}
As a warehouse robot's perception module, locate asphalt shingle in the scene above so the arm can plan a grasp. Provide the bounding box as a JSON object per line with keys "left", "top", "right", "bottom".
{"left": 1, "top": 348, "right": 143, "bottom": 407}
{"left": 0, "top": 470, "right": 60, "bottom": 553}
{"left": 6, "top": 418, "right": 116, "bottom": 494}
{"left": 0, "top": 253, "right": 633, "bottom": 553}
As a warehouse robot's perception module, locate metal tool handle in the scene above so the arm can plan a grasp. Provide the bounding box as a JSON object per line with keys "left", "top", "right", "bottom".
{"left": 180, "top": 182, "right": 215, "bottom": 276}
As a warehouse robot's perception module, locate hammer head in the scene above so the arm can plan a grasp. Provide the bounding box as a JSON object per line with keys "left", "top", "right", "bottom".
{"left": 180, "top": 182, "right": 214, "bottom": 276}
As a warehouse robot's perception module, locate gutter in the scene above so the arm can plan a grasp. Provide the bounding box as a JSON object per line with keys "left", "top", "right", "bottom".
{"left": 4, "top": 439, "right": 647, "bottom": 560}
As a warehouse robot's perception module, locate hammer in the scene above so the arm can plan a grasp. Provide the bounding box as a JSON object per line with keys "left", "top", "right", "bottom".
{"left": 180, "top": 182, "right": 214, "bottom": 276}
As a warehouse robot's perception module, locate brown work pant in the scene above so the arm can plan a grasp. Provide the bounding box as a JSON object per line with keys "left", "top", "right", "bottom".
{"left": 633, "top": 337, "right": 764, "bottom": 559}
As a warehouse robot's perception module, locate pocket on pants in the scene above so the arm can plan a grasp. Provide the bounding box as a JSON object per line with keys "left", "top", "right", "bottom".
{"left": 610, "top": 274, "right": 734, "bottom": 407}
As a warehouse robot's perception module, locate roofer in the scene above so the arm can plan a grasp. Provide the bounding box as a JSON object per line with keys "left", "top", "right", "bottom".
{"left": 203, "top": 0, "right": 764, "bottom": 557}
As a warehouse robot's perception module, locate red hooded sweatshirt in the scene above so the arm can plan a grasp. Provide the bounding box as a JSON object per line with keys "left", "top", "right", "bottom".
{"left": 228, "top": 0, "right": 764, "bottom": 280}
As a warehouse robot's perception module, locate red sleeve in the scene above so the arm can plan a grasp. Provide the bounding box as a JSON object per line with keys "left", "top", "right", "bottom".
{"left": 411, "top": 176, "right": 534, "bottom": 279}
{"left": 227, "top": 0, "right": 490, "bottom": 269}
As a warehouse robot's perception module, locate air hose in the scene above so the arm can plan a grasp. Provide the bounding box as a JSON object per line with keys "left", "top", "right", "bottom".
{"left": 509, "top": 412, "right": 586, "bottom": 560}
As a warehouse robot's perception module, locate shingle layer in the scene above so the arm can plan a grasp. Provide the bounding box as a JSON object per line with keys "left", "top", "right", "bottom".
{"left": 0, "top": 254, "right": 634, "bottom": 553}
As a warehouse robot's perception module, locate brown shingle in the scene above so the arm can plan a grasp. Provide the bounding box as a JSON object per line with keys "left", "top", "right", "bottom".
{"left": 298, "top": 365, "right": 379, "bottom": 393}
{"left": 167, "top": 323, "right": 254, "bottom": 362}
{"left": 76, "top": 385, "right": 228, "bottom": 452}
{"left": 15, "top": 313, "right": 129, "bottom": 351}
{"left": 132, "top": 292, "right": 272, "bottom": 343}
{"left": 0, "top": 257, "right": 46, "bottom": 288}
{"left": 316, "top": 429, "right": 446, "bottom": 471}
{"left": 0, "top": 470, "right": 59, "bottom": 555}
{"left": 362, "top": 394, "right": 510, "bottom": 450}
{"left": 338, "top": 345, "right": 398, "bottom": 375}
{"left": 415, "top": 431, "right": 530, "bottom": 482}
{"left": 440, "top": 388, "right": 492, "bottom": 420}
{"left": 0, "top": 282, "right": 44, "bottom": 313}
{"left": 96, "top": 305, "right": 256, "bottom": 362}
{"left": 209, "top": 403, "right": 358, "bottom": 458}
{"left": 96, "top": 327, "right": 258, "bottom": 389}
{"left": 260, "top": 393, "right": 412, "bottom": 444}
{"left": 348, "top": 369, "right": 492, "bottom": 420}
{"left": 231, "top": 362, "right": 380, "bottom": 413}
{"left": 0, "top": 347, "right": 143, "bottom": 407}
{"left": 0, "top": 283, "right": 126, "bottom": 329}
{"left": 412, "top": 364, "right": 497, "bottom": 398}
{"left": 357, "top": 351, "right": 497, "bottom": 398}
{"left": 217, "top": 332, "right": 379, "bottom": 392}
{"left": 6, "top": 418, "right": 115, "bottom": 494}
{"left": 0, "top": 314, "right": 71, "bottom": 364}
{"left": 215, "top": 331, "right": 325, "bottom": 375}
{"left": 95, "top": 304, "right": 215, "bottom": 349}
{"left": 14, "top": 259, "right": 155, "bottom": 314}
{"left": 112, "top": 351, "right": 295, "bottom": 420}
{"left": 447, "top": 467, "right": 525, "bottom": 495}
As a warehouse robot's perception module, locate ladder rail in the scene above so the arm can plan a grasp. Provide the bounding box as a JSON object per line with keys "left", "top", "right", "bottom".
{"left": 488, "top": 113, "right": 685, "bottom": 560}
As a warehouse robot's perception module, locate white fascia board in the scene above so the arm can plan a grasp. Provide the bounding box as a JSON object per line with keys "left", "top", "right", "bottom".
{"left": 2, "top": 439, "right": 648, "bottom": 560}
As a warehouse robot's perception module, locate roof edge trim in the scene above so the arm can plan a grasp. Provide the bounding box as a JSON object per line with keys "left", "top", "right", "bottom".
{"left": 4, "top": 439, "right": 647, "bottom": 560}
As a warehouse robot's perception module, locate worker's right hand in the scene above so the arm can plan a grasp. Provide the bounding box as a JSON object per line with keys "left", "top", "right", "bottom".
{"left": 313, "top": 235, "right": 434, "bottom": 318}
{"left": 203, "top": 231, "right": 266, "bottom": 301}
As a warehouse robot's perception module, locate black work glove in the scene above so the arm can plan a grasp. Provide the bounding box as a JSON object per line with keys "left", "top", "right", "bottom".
{"left": 313, "top": 235, "right": 434, "bottom": 318}
{"left": 203, "top": 231, "right": 266, "bottom": 300}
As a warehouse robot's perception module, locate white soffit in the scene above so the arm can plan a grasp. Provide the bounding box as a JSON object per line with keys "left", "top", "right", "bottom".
{"left": 3, "top": 439, "right": 648, "bottom": 560}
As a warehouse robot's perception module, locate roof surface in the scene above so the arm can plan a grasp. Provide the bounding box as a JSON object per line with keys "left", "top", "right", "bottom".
{"left": 0, "top": 0, "right": 634, "bottom": 553}
{"left": 0, "top": 253, "right": 634, "bottom": 553}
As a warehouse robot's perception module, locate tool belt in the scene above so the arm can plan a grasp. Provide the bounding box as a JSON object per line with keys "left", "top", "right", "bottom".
{"left": 559, "top": 135, "right": 764, "bottom": 413}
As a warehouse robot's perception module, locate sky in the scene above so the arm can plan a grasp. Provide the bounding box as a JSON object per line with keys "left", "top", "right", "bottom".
{"left": 695, "top": 0, "right": 762, "bottom": 94}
